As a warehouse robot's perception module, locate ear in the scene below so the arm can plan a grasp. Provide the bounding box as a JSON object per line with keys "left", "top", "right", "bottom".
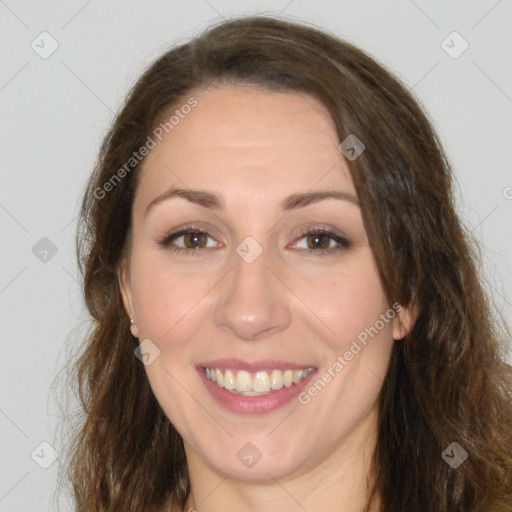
{"left": 118, "top": 261, "right": 139, "bottom": 338}
{"left": 391, "top": 302, "right": 417, "bottom": 340}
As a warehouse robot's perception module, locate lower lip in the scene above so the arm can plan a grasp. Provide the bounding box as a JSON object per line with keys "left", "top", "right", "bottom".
{"left": 197, "top": 367, "right": 317, "bottom": 415}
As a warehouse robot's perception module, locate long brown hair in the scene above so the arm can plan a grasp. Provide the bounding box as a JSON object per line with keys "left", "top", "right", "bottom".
{"left": 62, "top": 15, "right": 512, "bottom": 511}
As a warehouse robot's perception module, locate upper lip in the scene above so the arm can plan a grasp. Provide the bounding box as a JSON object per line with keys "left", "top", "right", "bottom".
{"left": 197, "top": 358, "right": 316, "bottom": 372}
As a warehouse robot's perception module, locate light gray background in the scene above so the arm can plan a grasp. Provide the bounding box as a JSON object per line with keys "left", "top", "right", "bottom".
{"left": 1, "top": 1, "right": 511, "bottom": 510}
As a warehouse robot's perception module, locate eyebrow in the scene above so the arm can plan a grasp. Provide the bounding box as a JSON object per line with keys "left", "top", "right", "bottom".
{"left": 145, "top": 186, "right": 360, "bottom": 216}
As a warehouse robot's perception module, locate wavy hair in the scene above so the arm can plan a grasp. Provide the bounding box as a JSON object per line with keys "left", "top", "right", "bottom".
{"left": 63, "top": 15, "right": 512, "bottom": 512}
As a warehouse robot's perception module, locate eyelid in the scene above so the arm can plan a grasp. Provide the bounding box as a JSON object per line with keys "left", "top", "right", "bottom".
{"left": 158, "top": 223, "right": 351, "bottom": 255}
{"left": 288, "top": 225, "right": 350, "bottom": 253}
{"left": 158, "top": 223, "right": 223, "bottom": 248}
{"left": 291, "top": 223, "right": 347, "bottom": 240}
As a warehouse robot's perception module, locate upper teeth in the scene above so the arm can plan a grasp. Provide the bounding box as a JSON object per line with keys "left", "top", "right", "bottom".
{"left": 205, "top": 368, "right": 314, "bottom": 395}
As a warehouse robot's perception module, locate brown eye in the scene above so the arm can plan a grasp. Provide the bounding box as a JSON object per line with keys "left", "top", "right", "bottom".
{"left": 306, "top": 233, "right": 333, "bottom": 250}
{"left": 292, "top": 228, "right": 350, "bottom": 255}
{"left": 182, "top": 232, "right": 208, "bottom": 249}
{"left": 158, "top": 226, "right": 222, "bottom": 256}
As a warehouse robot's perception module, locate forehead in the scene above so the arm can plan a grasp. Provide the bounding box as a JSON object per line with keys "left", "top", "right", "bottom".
{"left": 135, "top": 84, "right": 356, "bottom": 210}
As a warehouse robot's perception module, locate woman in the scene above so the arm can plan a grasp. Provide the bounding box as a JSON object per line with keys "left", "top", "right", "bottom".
{"left": 66, "top": 15, "right": 512, "bottom": 512}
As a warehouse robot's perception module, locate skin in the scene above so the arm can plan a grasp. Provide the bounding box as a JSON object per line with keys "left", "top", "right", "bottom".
{"left": 119, "top": 84, "right": 415, "bottom": 512}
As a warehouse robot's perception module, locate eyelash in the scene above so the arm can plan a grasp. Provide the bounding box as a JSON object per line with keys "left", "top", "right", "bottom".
{"left": 158, "top": 224, "right": 351, "bottom": 257}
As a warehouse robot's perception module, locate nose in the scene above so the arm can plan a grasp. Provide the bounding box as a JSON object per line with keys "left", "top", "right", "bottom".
{"left": 213, "top": 244, "right": 292, "bottom": 341}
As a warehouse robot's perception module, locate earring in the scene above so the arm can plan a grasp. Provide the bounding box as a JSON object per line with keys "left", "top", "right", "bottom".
{"left": 129, "top": 316, "right": 139, "bottom": 338}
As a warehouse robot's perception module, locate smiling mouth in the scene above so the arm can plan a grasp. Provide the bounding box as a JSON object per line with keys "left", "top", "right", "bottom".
{"left": 201, "top": 367, "right": 315, "bottom": 396}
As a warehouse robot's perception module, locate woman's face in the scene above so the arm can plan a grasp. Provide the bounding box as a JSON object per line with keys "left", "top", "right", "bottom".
{"left": 119, "top": 84, "right": 412, "bottom": 482}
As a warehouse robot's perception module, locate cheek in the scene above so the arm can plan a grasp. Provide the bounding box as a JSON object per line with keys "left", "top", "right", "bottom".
{"left": 289, "top": 250, "right": 391, "bottom": 351}
{"left": 130, "top": 245, "right": 391, "bottom": 350}
{"left": 129, "top": 251, "right": 220, "bottom": 348}
{"left": 129, "top": 257, "right": 208, "bottom": 415}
